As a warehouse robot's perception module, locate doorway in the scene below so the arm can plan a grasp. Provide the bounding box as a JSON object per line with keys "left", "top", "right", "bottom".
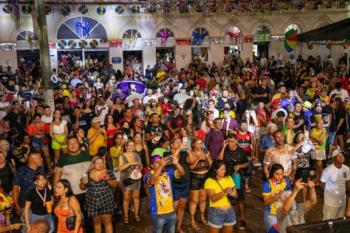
{"left": 123, "top": 50, "right": 143, "bottom": 76}
{"left": 17, "top": 50, "right": 40, "bottom": 65}
{"left": 191, "top": 47, "right": 209, "bottom": 62}
{"left": 253, "top": 42, "right": 269, "bottom": 59}
{"left": 156, "top": 47, "right": 175, "bottom": 65}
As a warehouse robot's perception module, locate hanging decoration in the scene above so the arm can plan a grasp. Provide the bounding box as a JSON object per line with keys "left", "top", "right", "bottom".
{"left": 178, "top": 3, "right": 189, "bottom": 14}
{"left": 325, "top": 40, "right": 332, "bottom": 49}
{"left": 0, "top": 43, "right": 16, "bottom": 51}
{"left": 192, "top": 31, "right": 207, "bottom": 45}
{"left": 61, "top": 5, "right": 71, "bottom": 16}
{"left": 131, "top": 5, "right": 140, "bottom": 14}
{"left": 307, "top": 41, "right": 313, "bottom": 50}
{"left": 210, "top": 37, "right": 224, "bottom": 45}
{"left": 146, "top": 3, "right": 156, "bottom": 13}
{"left": 344, "top": 39, "right": 350, "bottom": 49}
{"left": 109, "top": 39, "right": 123, "bottom": 48}
{"left": 69, "top": 40, "right": 76, "bottom": 49}
{"left": 90, "top": 40, "right": 99, "bottom": 48}
{"left": 66, "top": 40, "right": 74, "bottom": 49}
{"left": 79, "top": 5, "right": 88, "bottom": 15}
{"left": 100, "top": 37, "right": 108, "bottom": 44}
{"left": 97, "top": 6, "right": 106, "bottom": 16}
{"left": 115, "top": 5, "right": 124, "bottom": 14}
{"left": 57, "top": 40, "right": 65, "bottom": 49}
{"left": 243, "top": 35, "right": 254, "bottom": 43}
{"left": 76, "top": 21, "right": 90, "bottom": 38}
{"left": 159, "top": 30, "right": 169, "bottom": 46}
{"left": 284, "top": 29, "right": 298, "bottom": 52}
{"left": 21, "top": 4, "right": 32, "bottom": 14}
{"left": 79, "top": 40, "right": 87, "bottom": 48}
{"left": 227, "top": 31, "right": 241, "bottom": 44}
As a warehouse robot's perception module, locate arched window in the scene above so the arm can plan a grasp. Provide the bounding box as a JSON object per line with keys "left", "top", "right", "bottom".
{"left": 193, "top": 27, "right": 209, "bottom": 36}
{"left": 255, "top": 25, "right": 270, "bottom": 42}
{"left": 227, "top": 26, "right": 241, "bottom": 35}
{"left": 123, "top": 29, "right": 142, "bottom": 39}
{"left": 57, "top": 16, "right": 107, "bottom": 40}
{"left": 156, "top": 28, "right": 174, "bottom": 38}
{"left": 16, "top": 31, "right": 38, "bottom": 41}
{"left": 285, "top": 24, "right": 301, "bottom": 33}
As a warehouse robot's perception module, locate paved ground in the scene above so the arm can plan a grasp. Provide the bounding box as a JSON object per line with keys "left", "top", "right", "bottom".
{"left": 114, "top": 168, "right": 325, "bottom": 233}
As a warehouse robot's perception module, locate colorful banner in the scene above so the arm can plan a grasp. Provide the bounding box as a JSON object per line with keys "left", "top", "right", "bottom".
{"left": 176, "top": 39, "right": 191, "bottom": 46}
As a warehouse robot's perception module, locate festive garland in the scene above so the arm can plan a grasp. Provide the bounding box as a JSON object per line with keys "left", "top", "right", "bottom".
{"left": 21, "top": 4, "right": 32, "bottom": 14}
{"left": 115, "top": 5, "right": 124, "bottom": 14}
{"left": 97, "top": 6, "right": 106, "bottom": 16}
{"left": 79, "top": 5, "right": 88, "bottom": 15}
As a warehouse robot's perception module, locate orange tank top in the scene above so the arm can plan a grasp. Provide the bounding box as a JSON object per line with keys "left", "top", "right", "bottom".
{"left": 54, "top": 208, "right": 83, "bottom": 233}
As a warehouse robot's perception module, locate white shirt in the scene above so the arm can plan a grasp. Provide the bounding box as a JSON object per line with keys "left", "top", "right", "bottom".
{"left": 41, "top": 115, "right": 53, "bottom": 124}
{"left": 143, "top": 95, "right": 158, "bottom": 105}
{"left": 329, "top": 88, "right": 349, "bottom": 101}
{"left": 321, "top": 164, "right": 350, "bottom": 207}
{"left": 95, "top": 104, "right": 109, "bottom": 125}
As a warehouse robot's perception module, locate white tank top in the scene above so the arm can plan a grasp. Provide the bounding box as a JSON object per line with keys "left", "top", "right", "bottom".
{"left": 52, "top": 121, "right": 66, "bottom": 134}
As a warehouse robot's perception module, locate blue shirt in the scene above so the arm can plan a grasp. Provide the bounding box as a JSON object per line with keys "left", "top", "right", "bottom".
{"left": 13, "top": 165, "right": 44, "bottom": 207}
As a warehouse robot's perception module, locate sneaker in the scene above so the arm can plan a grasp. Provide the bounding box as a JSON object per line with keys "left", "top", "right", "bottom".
{"left": 237, "top": 220, "right": 247, "bottom": 230}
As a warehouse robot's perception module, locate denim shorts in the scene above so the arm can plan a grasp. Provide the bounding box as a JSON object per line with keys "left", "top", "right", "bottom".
{"left": 208, "top": 207, "right": 236, "bottom": 229}
{"left": 32, "top": 137, "right": 49, "bottom": 149}
{"left": 173, "top": 183, "right": 190, "bottom": 201}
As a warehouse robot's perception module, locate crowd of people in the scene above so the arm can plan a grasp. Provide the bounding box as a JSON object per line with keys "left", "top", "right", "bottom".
{"left": 0, "top": 51, "right": 350, "bottom": 233}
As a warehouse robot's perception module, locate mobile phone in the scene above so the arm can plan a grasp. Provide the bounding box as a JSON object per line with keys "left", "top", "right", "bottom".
{"left": 182, "top": 137, "right": 188, "bottom": 144}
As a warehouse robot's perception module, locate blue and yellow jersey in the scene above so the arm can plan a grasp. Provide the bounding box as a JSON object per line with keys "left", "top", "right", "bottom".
{"left": 262, "top": 178, "right": 292, "bottom": 215}
{"left": 144, "top": 168, "right": 175, "bottom": 215}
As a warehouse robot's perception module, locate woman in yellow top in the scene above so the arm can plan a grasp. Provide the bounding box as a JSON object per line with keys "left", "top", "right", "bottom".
{"left": 204, "top": 160, "right": 237, "bottom": 233}
{"left": 87, "top": 117, "right": 107, "bottom": 157}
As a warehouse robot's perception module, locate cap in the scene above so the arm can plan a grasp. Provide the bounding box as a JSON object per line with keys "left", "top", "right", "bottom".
{"left": 332, "top": 147, "right": 344, "bottom": 158}
{"left": 150, "top": 155, "right": 162, "bottom": 164}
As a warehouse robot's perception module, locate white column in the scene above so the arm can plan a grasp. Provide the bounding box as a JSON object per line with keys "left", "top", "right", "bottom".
{"left": 109, "top": 47, "right": 124, "bottom": 71}
{"left": 143, "top": 46, "right": 156, "bottom": 73}
{"left": 0, "top": 50, "right": 18, "bottom": 69}
{"left": 209, "top": 44, "right": 225, "bottom": 66}
{"left": 175, "top": 46, "right": 192, "bottom": 70}
{"left": 240, "top": 43, "right": 253, "bottom": 62}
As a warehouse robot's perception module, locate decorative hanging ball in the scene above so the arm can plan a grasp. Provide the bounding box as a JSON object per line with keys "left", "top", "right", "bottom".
{"left": 65, "top": 40, "right": 74, "bottom": 49}
{"left": 131, "top": 5, "right": 140, "bottom": 14}
{"left": 44, "top": 5, "right": 51, "bottom": 15}
{"left": 22, "top": 5, "right": 32, "bottom": 14}
{"left": 61, "top": 5, "right": 71, "bottom": 16}
{"left": 58, "top": 40, "right": 65, "bottom": 49}
{"left": 307, "top": 41, "right": 313, "bottom": 50}
{"left": 100, "top": 38, "right": 108, "bottom": 44}
{"left": 3, "top": 5, "right": 11, "bottom": 14}
{"left": 325, "top": 40, "right": 332, "bottom": 49}
{"left": 97, "top": 6, "right": 106, "bottom": 16}
{"left": 90, "top": 40, "right": 99, "bottom": 48}
{"left": 79, "top": 40, "right": 87, "bottom": 48}
{"left": 79, "top": 5, "right": 88, "bottom": 14}
{"left": 69, "top": 40, "right": 76, "bottom": 49}
{"left": 115, "top": 5, "right": 124, "bottom": 14}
